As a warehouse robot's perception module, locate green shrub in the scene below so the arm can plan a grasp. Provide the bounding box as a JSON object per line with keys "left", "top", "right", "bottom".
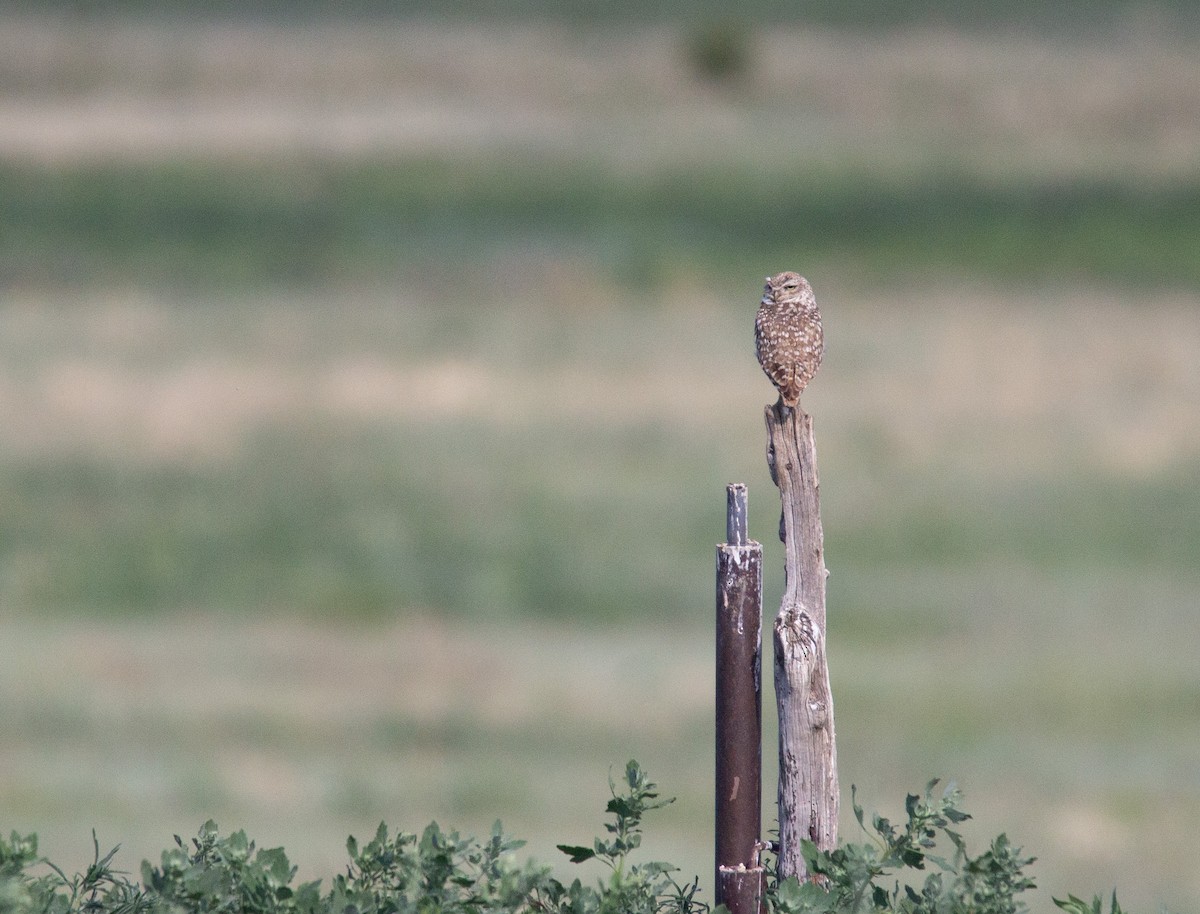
{"left": 0, "top": 764, "right": 1136, "bottom": 914}
{"left": 683, "top": 21, "right": 752, "bottom": 83}
{"left": 771, "top": 779, "right": 1035, "bottom": 914}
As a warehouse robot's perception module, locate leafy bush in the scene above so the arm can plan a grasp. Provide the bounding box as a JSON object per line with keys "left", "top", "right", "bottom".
{"left": 0, "top": 764, "right": 1134, "bottom": 914}
{"left": 683, "top": 21, "right": 752, "bottom": 83}
{"left": 770, "top": 779, "right": 1036, "bottom": 914}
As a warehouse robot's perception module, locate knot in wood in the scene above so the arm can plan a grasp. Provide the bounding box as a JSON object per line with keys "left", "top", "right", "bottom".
{"left": 807, "top": 698, "right": 829, "bottom": 728}
{"left": 775, "top": 603, "right": 818, "bottom": 663}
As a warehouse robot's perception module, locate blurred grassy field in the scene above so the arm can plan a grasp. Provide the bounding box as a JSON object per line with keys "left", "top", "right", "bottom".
{"left": 1, "top": 8, "right": 1198, "bottom": 913}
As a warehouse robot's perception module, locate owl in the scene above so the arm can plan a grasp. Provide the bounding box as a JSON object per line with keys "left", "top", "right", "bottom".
{"left": 755, "top": 271, "right": 823, "bottom": 408}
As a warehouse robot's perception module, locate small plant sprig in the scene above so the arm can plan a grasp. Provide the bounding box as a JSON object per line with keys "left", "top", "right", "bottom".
{"left": 1053, "top": 892, "right": 1127, "bottom": 914}
{"left": 0, "top": 830, "right": 149, "bottom": 914}
{"left": 768, "top": 780, "right": 1036, "bottom": 914}
{"left": 333, "top": 818, "right": 548, "bottom": 913}
{"left": 548, "top": 759, "right": 706, "bottom": 914}
{"left": 140, "top": 820, "right": 321, "bottom": 914}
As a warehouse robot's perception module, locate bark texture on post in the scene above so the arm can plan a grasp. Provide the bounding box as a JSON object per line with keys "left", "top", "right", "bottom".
{"left": 765, "top": 403, "right": 838, "bottom": 882}
{"left": 715, "top": 484, "right": 766, "bottom": 914}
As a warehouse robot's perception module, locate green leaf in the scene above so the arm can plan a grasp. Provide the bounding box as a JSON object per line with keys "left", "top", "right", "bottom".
{"left": 773, "top": 876, "right": 805, "bottom": 906}
{"left": 924, "top": 853, "right": 952, "bottom": 871}
{"left": 1053, "top": 895, "right": 1098, "bottom": 914}
{"left": 606, "top": 796, "right": 637, "bottom": 819}
{"left": 905, "top": 792, "right": 920, "bottom": 818}
{"left": 226, "top": 829, "right": 250, "bottom": 863}
{"left": 257, "top": 846, "right": 294, "bottom": 884}
{"left": 557, "top": 844, "right": 597, "bottom": 864}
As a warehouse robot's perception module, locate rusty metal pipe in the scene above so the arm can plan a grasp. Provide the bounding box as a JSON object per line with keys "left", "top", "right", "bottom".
{"left": 715, "top": 483, "right": 765, "bottom": 913}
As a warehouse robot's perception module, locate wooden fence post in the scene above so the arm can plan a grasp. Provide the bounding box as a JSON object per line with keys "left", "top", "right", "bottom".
{"left": 715, "top": 483, "right": 766, "bottom": 914}
{"left": 765, "top": 403, "right": 839, "bottom": 882}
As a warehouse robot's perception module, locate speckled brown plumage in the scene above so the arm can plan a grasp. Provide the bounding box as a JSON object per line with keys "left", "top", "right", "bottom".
{"left": 755, "top": 271, "right": 823, "bottom": 408}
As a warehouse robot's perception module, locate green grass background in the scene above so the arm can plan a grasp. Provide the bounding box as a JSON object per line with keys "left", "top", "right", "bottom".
{"left": 6, "top": 159, "right": 1200, "bottom": 289}
{"left": 1, "top": 4, "right": 1198, "bottom": 912}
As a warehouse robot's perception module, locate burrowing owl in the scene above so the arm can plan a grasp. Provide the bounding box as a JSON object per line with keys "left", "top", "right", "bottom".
{"left": 755, "top": 271, "right": 823, "bottom": 408}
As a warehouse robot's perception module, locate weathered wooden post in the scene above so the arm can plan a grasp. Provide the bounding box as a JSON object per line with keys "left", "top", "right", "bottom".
{"left": 715, "top": 483, "right": 766, "bottom": 913}
{"left": 765, "top": 403, "right": 838, "bottom": 881}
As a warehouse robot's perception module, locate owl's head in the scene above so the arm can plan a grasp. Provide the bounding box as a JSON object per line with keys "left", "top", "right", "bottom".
{"left": 763, "top": 271, "right": 812, "bottom": 305}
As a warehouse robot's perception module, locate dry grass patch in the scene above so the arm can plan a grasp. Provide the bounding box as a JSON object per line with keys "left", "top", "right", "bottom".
{"left": 2, "top": 16, "right": 1198, "bottom": 179}
{"left": 2, "top": 283, "right": 1195, "bottom": 478}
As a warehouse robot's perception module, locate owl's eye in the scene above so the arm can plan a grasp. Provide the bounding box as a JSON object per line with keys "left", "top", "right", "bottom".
{"left": 783, "top": 282, "right": 798, "bottom": 292}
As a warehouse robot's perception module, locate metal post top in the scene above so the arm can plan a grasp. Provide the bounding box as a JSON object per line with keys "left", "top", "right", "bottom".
{"left": 726, "top": 483, "right": 749, "bottom": 547}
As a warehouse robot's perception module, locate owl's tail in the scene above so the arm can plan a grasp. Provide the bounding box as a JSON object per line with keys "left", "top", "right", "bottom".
{"left": 780, "top": 378, "right": 802, "bottom": 408}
